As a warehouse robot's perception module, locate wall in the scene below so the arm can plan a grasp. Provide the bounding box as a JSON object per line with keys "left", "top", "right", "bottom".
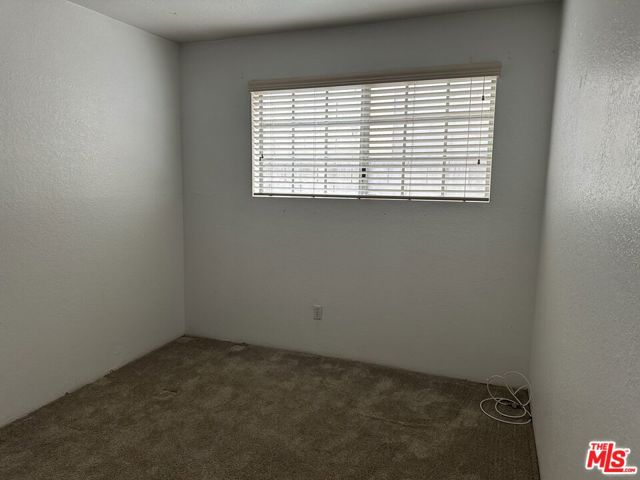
{"left": 181, "top": 4, "right": 560, "bottom": 381}
{"left": 530, "top": 1, "right": 640, "bottom": 478}
{"left": 0, "top": 0, "right": 184, "bottom": 426}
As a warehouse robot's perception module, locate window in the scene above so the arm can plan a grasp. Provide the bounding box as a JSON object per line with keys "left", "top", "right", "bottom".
{"left": 250, "top": 63, "right": 499, "bottom": 201}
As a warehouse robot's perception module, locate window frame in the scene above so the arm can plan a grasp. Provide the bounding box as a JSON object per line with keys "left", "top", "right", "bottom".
{"left": 250, "top": 63, "right": 501, "bottom": 203}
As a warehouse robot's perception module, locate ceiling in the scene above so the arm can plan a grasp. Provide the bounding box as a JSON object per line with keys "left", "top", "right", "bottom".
{"left": 69, "top": 0, "right": 558, "bottom": 42}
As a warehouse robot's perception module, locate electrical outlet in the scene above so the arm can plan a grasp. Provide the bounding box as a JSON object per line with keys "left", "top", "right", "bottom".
{"left": 312, "top": 305, "right": 323, "bottom": 321}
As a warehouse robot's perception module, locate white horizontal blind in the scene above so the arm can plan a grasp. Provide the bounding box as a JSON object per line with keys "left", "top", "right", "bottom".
{"left": 251, "top": 74, "right": 497, "bottom": 201}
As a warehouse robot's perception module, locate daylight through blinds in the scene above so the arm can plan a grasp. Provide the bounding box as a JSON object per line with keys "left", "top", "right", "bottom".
{"left": 251, "top": 73, "right": 498, "bottom": 201}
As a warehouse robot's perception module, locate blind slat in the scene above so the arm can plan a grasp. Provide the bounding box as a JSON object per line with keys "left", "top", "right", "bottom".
{"left": 255, "top": 159, "right": 492, "bottom": 163}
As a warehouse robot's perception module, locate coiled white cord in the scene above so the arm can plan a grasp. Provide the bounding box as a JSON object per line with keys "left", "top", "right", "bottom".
{"left": 480, "top": 371, "right": 532, "bottom": 425}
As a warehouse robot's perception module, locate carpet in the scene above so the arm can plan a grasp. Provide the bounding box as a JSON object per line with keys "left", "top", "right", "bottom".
{"left": 0, "top": 337, "right": 539, "bottom": 479}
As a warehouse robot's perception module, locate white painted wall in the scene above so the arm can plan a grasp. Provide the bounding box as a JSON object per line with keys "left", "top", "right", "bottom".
{"left": 530, "top": 1, "right": 640, "bottom": 478}
{"left": 0, "top": 0, "right": 184, "bottom": 426}
{"left": 181, "top": 4, "right": 560, "bottom": 381}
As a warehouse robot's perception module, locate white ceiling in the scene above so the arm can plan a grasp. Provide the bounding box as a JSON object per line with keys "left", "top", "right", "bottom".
{"left": 69, "top": 0, "right": 557, "bottom": 42}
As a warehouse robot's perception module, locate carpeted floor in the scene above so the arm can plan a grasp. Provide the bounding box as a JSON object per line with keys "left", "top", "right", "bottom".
{"left": 0, "top": 337, "right": 539, "bottom": 479}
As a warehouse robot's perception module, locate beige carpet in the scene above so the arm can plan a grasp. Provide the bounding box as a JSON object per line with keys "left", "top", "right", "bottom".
{"left": 0, "top": 337, "right": 539, "bottom": 479}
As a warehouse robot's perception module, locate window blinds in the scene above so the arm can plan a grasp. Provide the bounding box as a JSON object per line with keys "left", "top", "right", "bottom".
{"left": 251, "top": 65, "right": 499, "bottom": 201}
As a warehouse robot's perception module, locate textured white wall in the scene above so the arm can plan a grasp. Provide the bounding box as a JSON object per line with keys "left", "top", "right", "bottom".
{"left": 530, "top": 1, "right": 640, "bottom": 478}
{"left": 0, "top": 0, "right": 184, "bottom": 426}
{"left": 181, "top": 4, "right": 560, "bottom": 382}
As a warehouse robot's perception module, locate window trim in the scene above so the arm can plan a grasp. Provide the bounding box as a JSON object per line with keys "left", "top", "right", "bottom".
{"left": 250, "top": 63, "right": 501, "bottom": 202}
{"left": 248, "top": 62, "right": 501, "bottom": 92}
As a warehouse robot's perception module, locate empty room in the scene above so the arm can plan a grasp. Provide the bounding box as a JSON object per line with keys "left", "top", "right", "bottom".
{"left": 1, "top": 0, "right": 638, "bottom": 478}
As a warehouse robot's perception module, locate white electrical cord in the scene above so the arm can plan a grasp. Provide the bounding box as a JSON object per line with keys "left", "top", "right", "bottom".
{"left": 480, "top": 371, "right": 532, "bottom": 425}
